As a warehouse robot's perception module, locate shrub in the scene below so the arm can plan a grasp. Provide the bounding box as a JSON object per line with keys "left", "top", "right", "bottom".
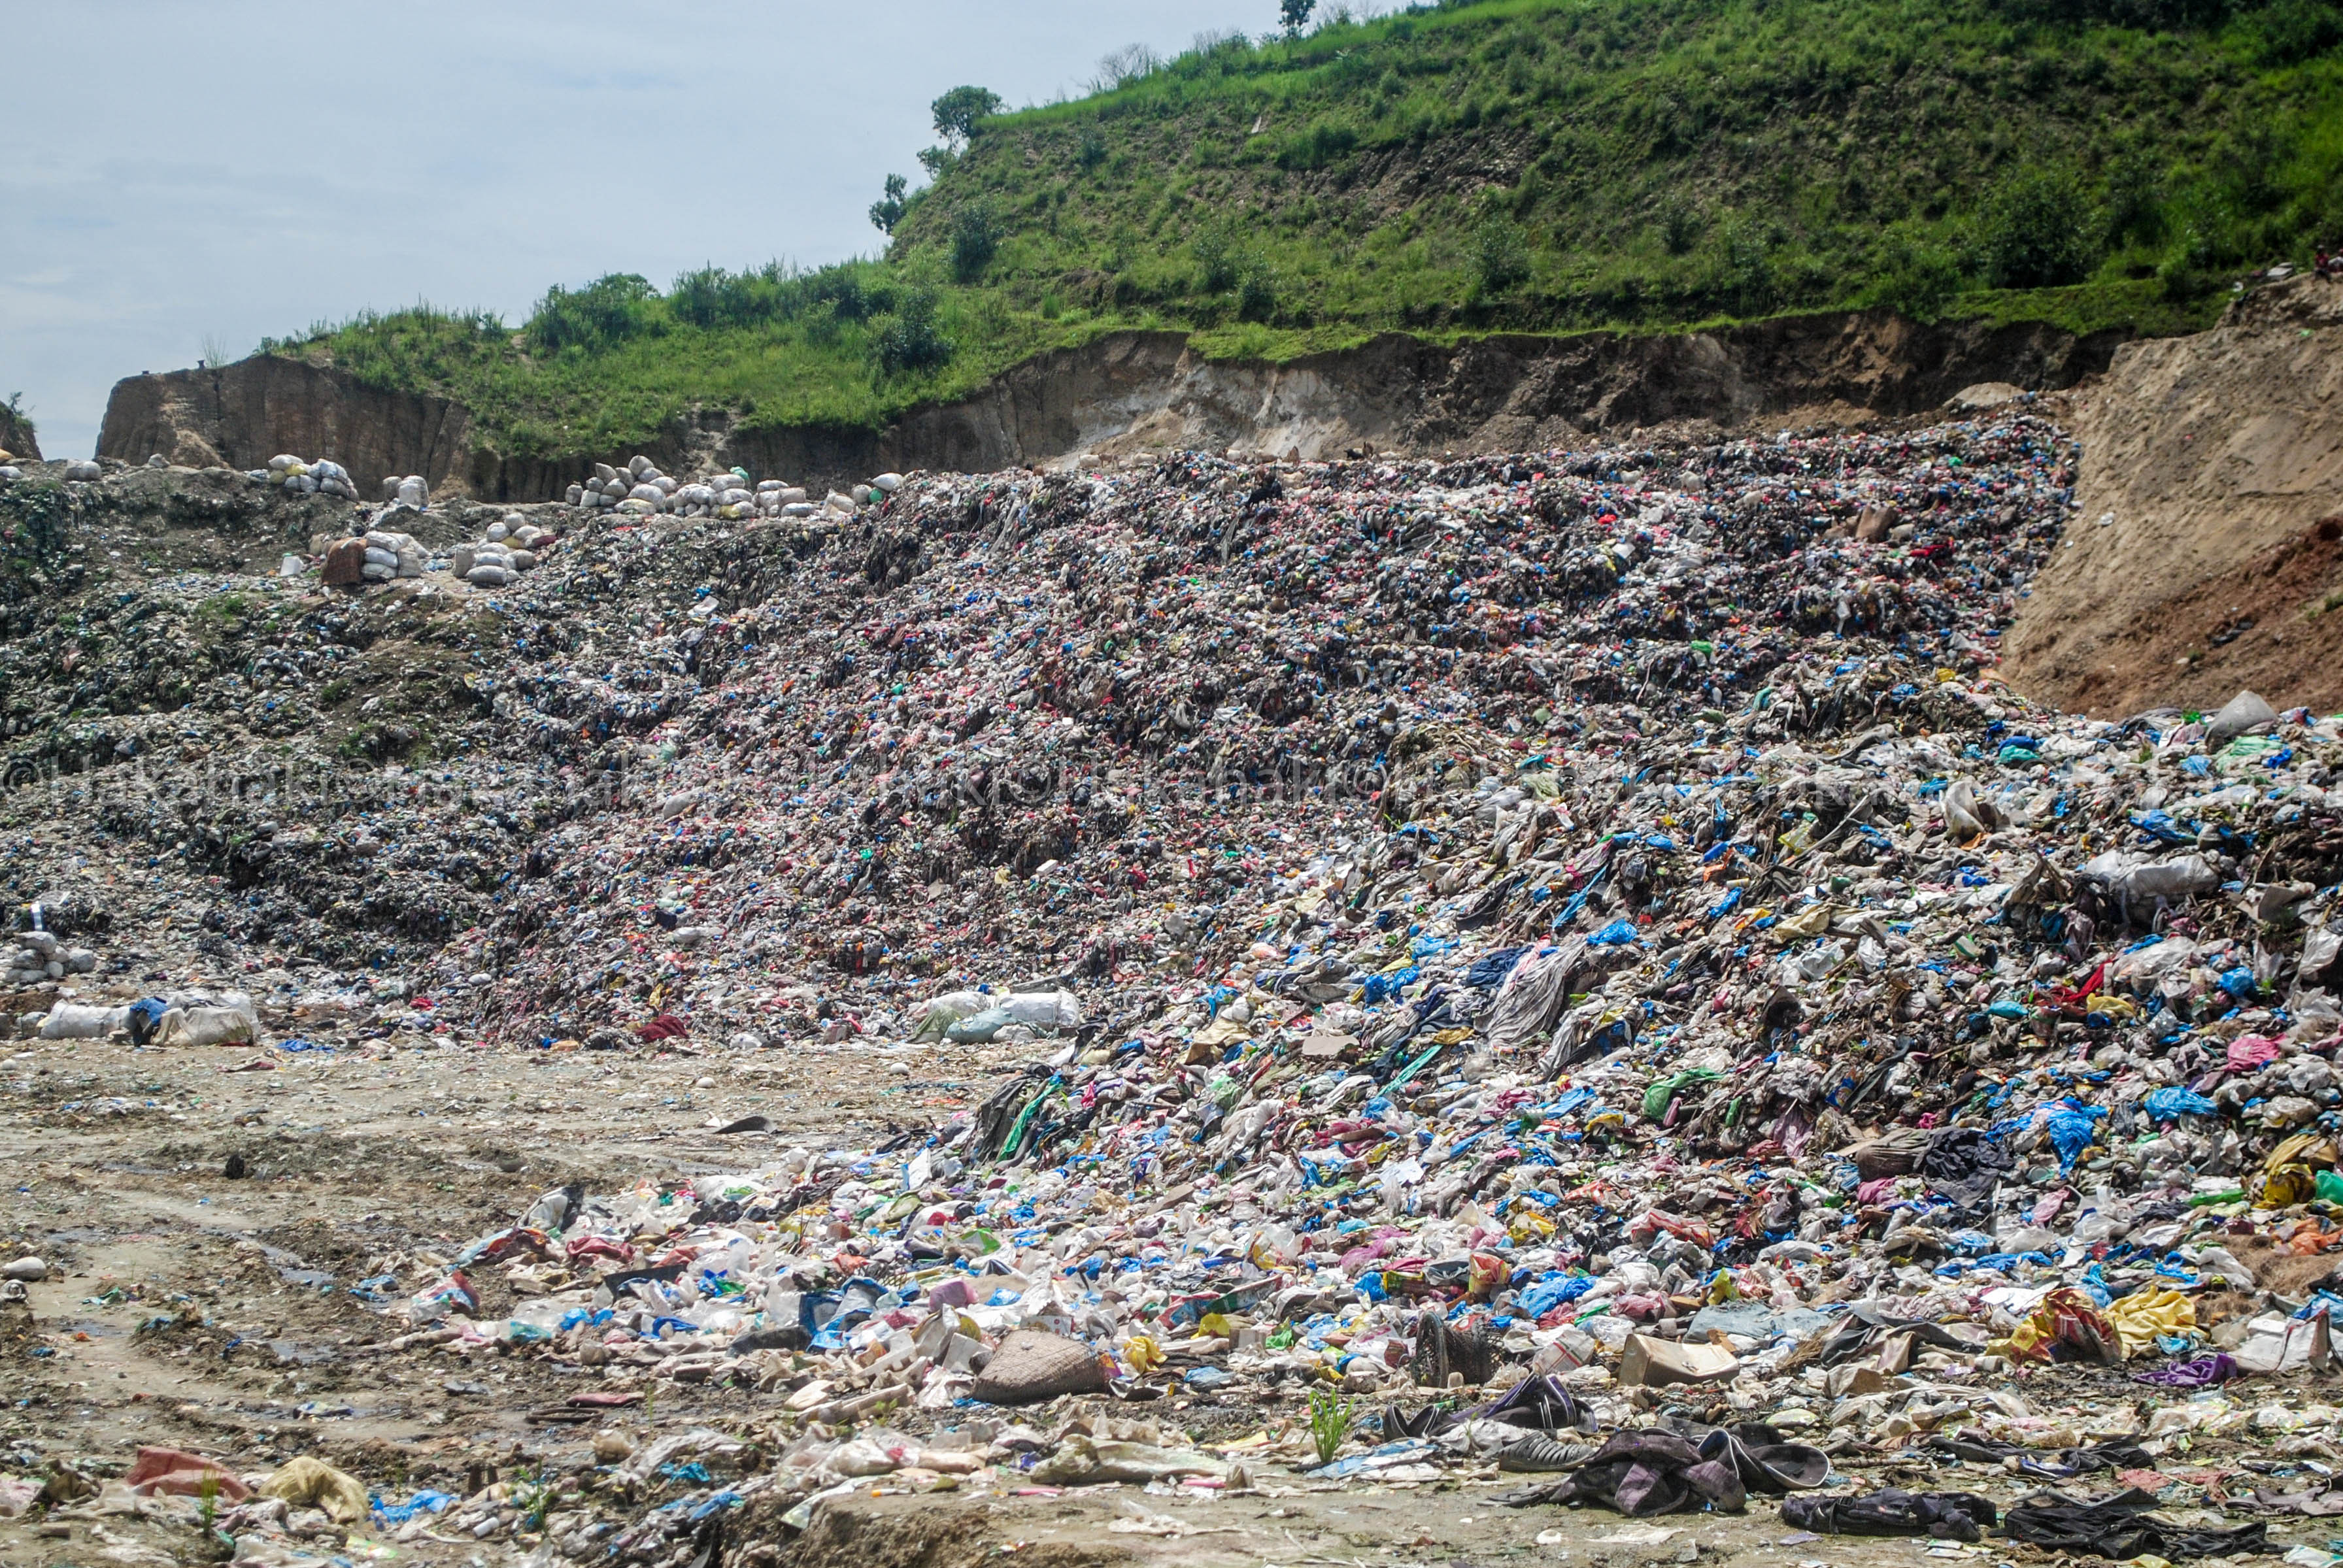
{"left": 872, "top": 290, "right": 953, "bottom": 375}
{"left": 1279, "top": 122, "right": 1358, "bottom": 170}
{"left": 2254, "top": 0, "right": 2343, "bottom": 63}
{"left": 1872, "top": 227, "right": 1965, "bottom": 320}
{"left": 528, "top": 274, "right": 663, "bottom": 354}
{"left": 1089, "top": 44, "right": 1163, "bottom": 94}
{"left": 2157, "top": 221, "right": 2219, "bottom": 299}
{"left": 1976, "top": 166, "right": 2095, "bottom": 289}
{"left": 669, "top": 264, "right": 797, "bottom": 331}
{"left": 950, "top": 209, "right": 1002, "bottom": 284}
{"left": 1722, "top": 219, "right": 1777, "bottom": 311}
{"left": 2101, "top": 150, "right": 2168, "bottom": 248}
{"left": 1472, "top": 216, "right": 1532, "bottom": 295}
{"left": 1194, "top": 231, "right": 1239, "bottom": 292}
{"left": 1236, "top": 261, "right": 1278, "bottom": 322}
{"left": 805, "top": 265, "right": 875, "bottom": 323}
{"left": 1659, "top": 199, "right": 1701, "bottom": 256}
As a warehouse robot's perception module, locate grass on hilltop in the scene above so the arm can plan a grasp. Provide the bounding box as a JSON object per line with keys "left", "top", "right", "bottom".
{"left": 259, "top": 0, "right": 2343, "bottom": 465}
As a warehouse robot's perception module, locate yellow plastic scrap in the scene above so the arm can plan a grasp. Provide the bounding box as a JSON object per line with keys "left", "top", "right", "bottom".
{"left": 2258, "top": 1132, "right": 2340, "bottom": 1207}
{"left": 2267, "top": 1131, "right": 2340, "bottom": 1173}
{"left": 2263, "top": 1165, "right": 2319, "bottom": 1209}
{"left": 1774, "top": 903, "right": 1837, "bottom": 942}
{"left": 1121, "top": 1333, "right": 1166, "bottom": 1374}
{"left": 261, "top": 1456, "right": 369, "bottom": 1525}
{"left": 1191, "top": 1016, "right": 1250, "bottom": 1050}
{"left": 1989, "top": 1287, "right": 2117, "bottom": 1363}
{"left": 2104, "top": 1287, "right": 2197, "bottom": 1359}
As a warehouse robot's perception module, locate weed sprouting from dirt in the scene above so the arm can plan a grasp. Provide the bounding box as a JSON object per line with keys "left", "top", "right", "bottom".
{"left": 1307, "top": 1384, "right": 1355, "bottom": 1465}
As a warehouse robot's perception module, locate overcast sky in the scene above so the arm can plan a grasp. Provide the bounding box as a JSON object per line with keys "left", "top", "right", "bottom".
{"left": 0, "top": 0, "right": 1298, "bottom": 459}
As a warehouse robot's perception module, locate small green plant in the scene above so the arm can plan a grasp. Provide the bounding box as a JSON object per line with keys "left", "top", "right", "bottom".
{"left": 317, "top": 677, "right": 351, "bottom": 709}
{"left": 1236, "top": 260, "right": 1278, "bottom": 322}
{"left": 1472, "top": 216, "right": 1532, "bottom": 296}
{"left": 1307, "top": 1384, "right": 1355, "bottom": 1465}
{"left": 949, "top": 208, "right": 1001, "bottom": 283}
{"left": 871, "top": 290, "right": 954, "bottom": 376}
{"left": 515, "top": 1472, "right": 554, "bottom": 1533}
{"left": 1194, "top": 231, "right": 1239, "bottom": 293}
{"left": 194, "top": 593, "right": 249, "bottom": 632}
{"left": 1659, "top": 199, "right": 1701, "bottom": 257}
{"left": 1976, "top": 164, "right": 2095, "bottom": 289}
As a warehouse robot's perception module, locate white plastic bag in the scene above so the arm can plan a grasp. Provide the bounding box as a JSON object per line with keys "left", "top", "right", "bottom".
{"left": 38, "top": 1002, "right": 127, "bottom": 1039}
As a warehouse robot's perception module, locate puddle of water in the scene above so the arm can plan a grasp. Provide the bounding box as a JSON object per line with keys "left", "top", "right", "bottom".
{"left": 51, "top": 1318, "right": 122, "bottom": 1337}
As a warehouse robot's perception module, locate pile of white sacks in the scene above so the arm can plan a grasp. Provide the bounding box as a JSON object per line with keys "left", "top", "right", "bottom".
{"left": 3, "top": 927, "right": 97, "bottom": 986}
{"left": 359, "top": 527, "right": 426, "bottom": 582}
{"left": 565, "top": 455, "right": 905, "bottom": 520}
{"left": 569, "top": 456, "right": 678, "bottom": 514}
{"left": 262, "top": 454, "right": 359, "bottom": 499}
{"left": 378, "top": 473, "right": 432, "bottom": 509}
{"left": 453, "top": 513, "right": 557, "bottom": 588}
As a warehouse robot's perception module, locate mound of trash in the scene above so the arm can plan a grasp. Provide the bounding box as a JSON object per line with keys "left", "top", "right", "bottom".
{"left": 14, "top": 412, "right": 2343, "bottom": 1561}
{"left": 371, "top": 414, "right": 2343, "bottom": 1544}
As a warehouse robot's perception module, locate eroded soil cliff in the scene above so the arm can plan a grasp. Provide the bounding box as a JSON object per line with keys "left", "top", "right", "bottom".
{"left": 2004, "top": 276, "right": 2343, "bottom": 716}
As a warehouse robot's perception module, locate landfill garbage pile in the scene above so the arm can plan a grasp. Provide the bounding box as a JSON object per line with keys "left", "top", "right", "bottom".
{"left": 14, "top": 416, "right": 2343, "bottom": 1565}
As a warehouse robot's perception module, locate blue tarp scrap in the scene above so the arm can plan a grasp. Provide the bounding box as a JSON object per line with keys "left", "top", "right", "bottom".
{"left": 2142, "top": 1086, "right": 2218, "bottom": 1120}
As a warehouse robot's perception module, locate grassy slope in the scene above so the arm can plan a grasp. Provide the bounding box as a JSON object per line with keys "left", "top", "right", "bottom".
{"left": 276, "top": 0, "right": 2343, "bottom": 463}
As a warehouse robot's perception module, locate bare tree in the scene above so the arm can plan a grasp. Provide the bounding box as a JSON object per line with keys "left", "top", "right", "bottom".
{"left": 1088, "top": 43, "right": 1162, "bottom": 94}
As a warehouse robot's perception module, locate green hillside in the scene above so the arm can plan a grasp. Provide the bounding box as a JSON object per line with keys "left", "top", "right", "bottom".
{"left": 271, "top": 0, "right": 2343, "bottom": 463}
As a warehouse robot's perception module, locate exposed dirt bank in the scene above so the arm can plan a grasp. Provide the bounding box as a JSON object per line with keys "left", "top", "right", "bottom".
{"left": 96, "top": 359, "right": 471, "bottom": 499}
{"left": 2004, "top": 275, "right": 2343, "bottom": 716}
{"left": 0, "top": 400, "right": 37, "bottom": 462}
{"left": 97, "top": 309, "right": 2123, "bottom": 502}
